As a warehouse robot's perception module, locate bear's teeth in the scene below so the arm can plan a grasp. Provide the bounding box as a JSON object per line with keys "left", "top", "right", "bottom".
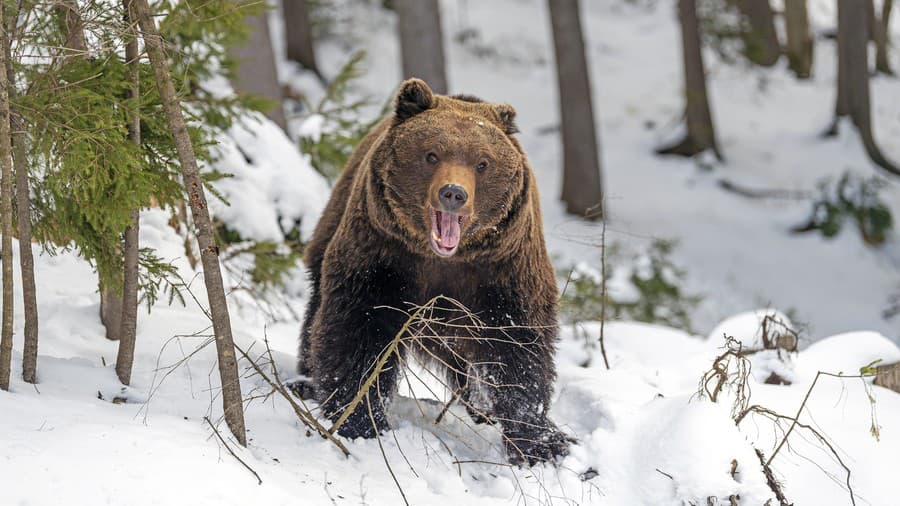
{"left": 432, "top": 230, "right": 441, "bottom": 242}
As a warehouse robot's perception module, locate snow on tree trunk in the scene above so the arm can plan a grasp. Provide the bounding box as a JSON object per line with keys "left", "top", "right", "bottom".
{"left": 283, "top": 0, "right": 320, "bottom": 78}
{"left": 230, "top": 12, "right": 286, "bottom": 130}
{"left": 132, "top": 0, "right": 246, "bottom": 445}
{"left": 4, "top": 3, "right": 38, "bottom": 384}
{"left": 548, "top": 0, "right": 603, "bottom": 219}
{"left": 395, "top": 0, "right": 448, "bottom": 94}
{"left": 657, "top": 0, "right": 721, "bottom": 160}
{"left": 116, "top": 0, "right": 140, "bottom": 386}
{"left": 784, "top": 0, "right": 813, "bottom": 78}
{"left": 0, "top": 5, "right": 14, "bottom": 391}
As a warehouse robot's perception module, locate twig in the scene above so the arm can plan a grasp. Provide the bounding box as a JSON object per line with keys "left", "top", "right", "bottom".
{"left": 598, "top": 216, "right": 610, "bottom": 370}
{"left": 754, "top": 449, "right": 789, "bottom": 506}
{"left": 204, "top": 416, "right": 262, "bottom": 485}
{"left": 366, "top": 393, "right": 410, "bottom": 506}
{"left": 233, "top": 342, "right": 350, "bottom": 456}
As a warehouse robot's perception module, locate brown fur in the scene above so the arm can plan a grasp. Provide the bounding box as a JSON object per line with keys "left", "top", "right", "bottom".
{"left": 297, "top": 79, "right": 568, "bottom": 466}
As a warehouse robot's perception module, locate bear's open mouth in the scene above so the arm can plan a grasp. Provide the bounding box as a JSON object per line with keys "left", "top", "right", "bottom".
{"left": 429, "top": 207, "right": 468, "bottom": 257}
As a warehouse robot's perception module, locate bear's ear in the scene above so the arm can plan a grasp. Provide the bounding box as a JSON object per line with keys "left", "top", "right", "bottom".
{"left": 494, "top": 104, "right": 519, "bottom": 135}
{"left": 395, "top": 79, "right": 435, "bottom": 121}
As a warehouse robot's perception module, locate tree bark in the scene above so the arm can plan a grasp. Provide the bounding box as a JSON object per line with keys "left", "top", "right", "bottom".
{"left": 737, "top": 0, "right": 781, "bottom": 66}
{"left": 875, "top": 361, "right": 900, "bottom": 393}
{"left": 4, "top": 5, "right": 38, "bottom": 384}
{"left": 394, "top": 0, "right": 448, "bottom": 94}
{"left": 99, "top": 286, "right": 122, "bottom": 341}
{"left": 547, "top": 0, "right": 603, "bottom": 219}
{"left": 784, "top": 0, "right": 813, "bottom": 78}
{"left": 0, "top": 4, "right": 14, "bottom": 391}
{"left": 657, "top": 0, "right": 722, "bottom": 160}
{"left": 282, "top": 0, "right": 321, "bottom": 78}
{"left": 133, "top": 0, "right": 246, "bottom": 445}
{"left": 54, "top": 0, "right": 87, "bottom": 55}
{"left": 833, "top": 0, "right": 900, "bottom": 175}
{"left": 230, "top": 11, "right": 286, "bottom": 130}
{"left": 875, "top": 0, "right": 894, "bottom": 75}
{"left": 116, "top": 0, "right": 140, "bottom": 386}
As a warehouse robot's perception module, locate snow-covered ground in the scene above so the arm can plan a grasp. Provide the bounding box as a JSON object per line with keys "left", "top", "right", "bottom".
{"left": 4, "top": 0, "right": 900, "bottom": 505}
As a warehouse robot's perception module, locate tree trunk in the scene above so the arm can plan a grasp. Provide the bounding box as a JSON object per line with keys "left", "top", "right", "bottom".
{"left": 133, "top": 0, "right": 246, "bottom": 445}
{"left": 99, "top": 285, "right": 122, "bottom": 340}
{"left": 4, "top": 5, "right": 38, "bottom": 384}
{"left": 875, "top": 361, "right": 900, "bottom": 392}
{"left": 0, "top": 4, "right": 14, "bottom": 391}
{"left": 116, "top": 0, "right": 140, "bottom": 386}
{"left": 54, "top": 0, "right": 87, "bottom": 55}
{"left": 737, "top": 0, "right": 781, "bottom": 66}
{"left": 875, "top": 0, "right": 894, "bottom": 75}
{"left": 230, "top": 12, "right": 286, "bottom": 130}
{"left": 834, "top": 0, "right": 900, "bottom": 175}
{"left": 657, "top": 0, "right": 722, "bottom": 160}
{"left": 394, "top": 0, "right": 448, "bottom": 94}
{"left": 784, "top": 0, "right": 813, "bottom": 78}
{"left": 547, "top": 0, "right": 603, "bottom": 219}
{"left": 282, "top": 0, "right": 321, "bottom": 78}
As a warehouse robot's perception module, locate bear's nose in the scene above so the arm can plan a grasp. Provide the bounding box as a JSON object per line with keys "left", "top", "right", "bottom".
{"left": 438, "top": 184, "right": 468, "bottom": 211}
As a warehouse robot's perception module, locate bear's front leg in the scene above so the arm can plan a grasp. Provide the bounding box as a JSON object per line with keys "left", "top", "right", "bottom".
{"left": 474, "top": 287, "right": 570, "bottom": 466}
{"left": 310, "top": 261, "right": 408, "bottom": 440}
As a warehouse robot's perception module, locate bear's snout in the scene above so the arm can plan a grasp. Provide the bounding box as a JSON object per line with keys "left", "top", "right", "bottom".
{"left": 438, "top": 184, "right": 468, "bottom": 211}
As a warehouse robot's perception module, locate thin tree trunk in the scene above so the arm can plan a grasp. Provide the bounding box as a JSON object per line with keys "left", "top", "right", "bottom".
{"left": 116, "top": 0, "right": 140, "bottom": 386}
{"left": 547, "top": 0, "right": 603, "bottom": 219}
{"left": 784, "top": 0, "right": 813, "bottom": 78}
{"left": 230, "top": 12, "right": 286, "bottom": 130}
{"left": 737, "top": 0, "right": 781, "bottom": 66}
{"left": 4, "top": 5, "right": 38, "bottom": 384}
{"left": 0, "top": 4, "right": 14, "bottom": 391}
{"left": 55, "top": 0, "right": 87, "bottom": 56}
{"left": 394, "top": 0, "right": 448, "bottom": 94}
{"left": 875, "top": 0, "right": 894, "bottom": 75}
{"left": 133, "top": 0, "right": 246, "bottom": 445}
{"left": 99, "top": 286, "right": 122, "bottom": 340}
{"left": 657, "top": 0, "right": 722, "bottom": 160}
{"left": 282, "top": 0, "right": 321, "bottom": 78}
{"left": 836, "top": 0, "right": 900, "bottom": 176}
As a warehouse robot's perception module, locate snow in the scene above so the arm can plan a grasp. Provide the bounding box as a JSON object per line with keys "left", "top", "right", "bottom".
{"left": 3, "top": 0, "right": 900, "bottom": 505}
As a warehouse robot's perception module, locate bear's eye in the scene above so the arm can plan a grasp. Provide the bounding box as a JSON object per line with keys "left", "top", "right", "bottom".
{"left": 426, "top": 152, "right": 439, "bottom": 165}
{"left": 476, "top": 160, "right": 489, "bottom": 173}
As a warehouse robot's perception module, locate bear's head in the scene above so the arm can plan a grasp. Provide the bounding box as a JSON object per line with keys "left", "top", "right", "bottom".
{"left": 372, "top": 79, "right": 527, "bottom": 259}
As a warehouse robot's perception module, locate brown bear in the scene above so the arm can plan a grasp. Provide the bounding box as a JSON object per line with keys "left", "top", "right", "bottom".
{"left": 297, "top": 79, "right": 568, "bottom": 465}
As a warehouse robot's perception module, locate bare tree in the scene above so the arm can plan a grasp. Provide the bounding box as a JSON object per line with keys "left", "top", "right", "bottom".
{"left": 394, "top": 0, "right": 448, "bottom": 94}
{"left": 282, "top": 0, "right": 321, "bottom": 78}
{"left": 829, "top": 0, "right": 900, "bottom": 176}
{"left": 230, "top": 12, "right": 286, "bottom": 129}
{"left": 0, "top": 5, "right": 14, "bottom": 391}
{"left": 4, "top": 5, "right": 38, "bottom": 383}
{"left": 547, "top": 0, "right": 603, "bottom": 219}
{"left": 784, "top": 0, "right": 813, "bottom": 78}
{"left": 115, "top": 0, "right": 140, "bottom": 386}
{"left": 133, "top": 0, "right": 246, "bottom": 445}
{"left": 657, "top": 0, "right": 722, "bottom": 160}
{"left": 736, "top": 0, "right": 781, "bottom": 66}
{"left": 875, "top": 0, "right": 894, "bottom": 75}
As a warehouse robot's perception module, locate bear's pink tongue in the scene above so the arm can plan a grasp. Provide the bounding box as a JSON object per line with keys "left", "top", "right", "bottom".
{"left": 439, "top": 211, "right": 460, "bottom": 249}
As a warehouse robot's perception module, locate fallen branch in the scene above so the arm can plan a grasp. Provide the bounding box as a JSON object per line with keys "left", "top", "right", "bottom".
{"left": 204, "top": 416, "right": 262, "bottom": 485}
{"left": 234, "top": 342, "right": 350, "bottom": 457}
